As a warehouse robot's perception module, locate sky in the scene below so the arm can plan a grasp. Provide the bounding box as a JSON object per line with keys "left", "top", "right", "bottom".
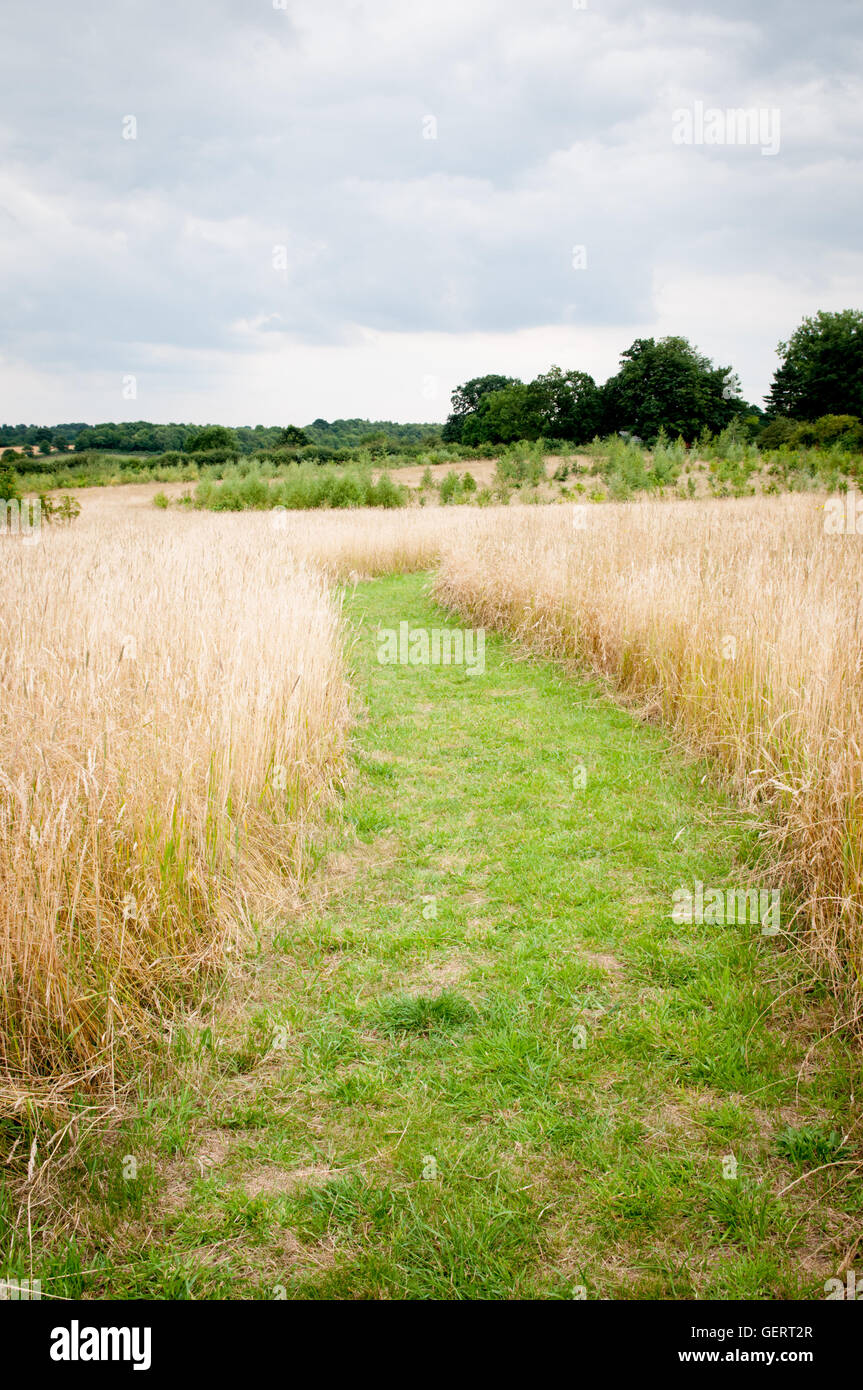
{"left": 0, "top": 0, "right": 861, "bottom": 426}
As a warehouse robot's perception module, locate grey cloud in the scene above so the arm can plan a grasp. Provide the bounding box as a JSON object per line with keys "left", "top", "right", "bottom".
{"left": 0, "top": 0, "right": 861, "bottom": 396}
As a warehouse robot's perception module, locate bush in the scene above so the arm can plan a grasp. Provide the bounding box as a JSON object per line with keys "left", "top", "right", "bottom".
{"left": 813, "top": 414, "right": 863, "bottom": 451}
{"left": 192, "top": 464, "right": 406, "bottom": 513}
{"left": 758, "top": 418, "right": 800, "bottom": 451}
{"left": 365, "top": 471, "right": 404, "bottom": 508}
{"left": 0, "top": 464, "right": 19, "bottom": 501}
{"left": 53, "top": 495, "right": 82, "bottom": 525}
{"left": 439, "top": 470, "right": 462, "bottom": 504}
{"left": 495, "top": 440, "right": 546, "bottom": 486}
{"left": 183, "top": 446, "right": 239, "bottom": 466}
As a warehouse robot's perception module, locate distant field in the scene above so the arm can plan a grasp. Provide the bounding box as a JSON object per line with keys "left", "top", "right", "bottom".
{"left": 8, "top": 431, "right": 863, "bottom": 511}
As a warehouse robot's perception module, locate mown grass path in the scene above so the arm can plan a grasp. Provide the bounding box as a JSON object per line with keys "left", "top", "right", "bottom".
{"left": 23, "top": 572, "right": 860, "bottom": 1299}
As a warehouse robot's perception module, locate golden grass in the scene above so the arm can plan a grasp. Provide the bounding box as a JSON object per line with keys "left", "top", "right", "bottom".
{"left": 0, "top": 511, "right": 349, "bottom": 1109}
{"left": 433, "top": 494, "right": 863, "bottom": 1014}
{"left": 261, "top": 504, "right": 494, "bottom": 580}
{"left": 4, "top": 487, "right": 863, "bottom": 1108}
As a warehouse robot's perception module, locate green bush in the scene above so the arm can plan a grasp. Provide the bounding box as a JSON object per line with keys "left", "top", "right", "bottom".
{"left": 0, "top": 464, "right": 19, "bottom": 501}
{"left": 812, "top": 414, "right": 863, "bottom": 451}
{"left": 494, "top": 439, "right": 546, "bottom": 486}
{"left": 439, "top": 470, "right": 462, "bottom": 504}
{"left": 192, "top": 464, "right": 406, "bottom": 513}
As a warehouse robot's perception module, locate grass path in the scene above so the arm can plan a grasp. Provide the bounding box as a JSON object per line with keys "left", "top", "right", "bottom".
{"left": 12, "top": 572, "right": 861, "bottom": 1300}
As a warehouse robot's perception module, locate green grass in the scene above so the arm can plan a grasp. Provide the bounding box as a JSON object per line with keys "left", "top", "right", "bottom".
{"left": 3, "top": 571, "right": 861, "bottom": 1300}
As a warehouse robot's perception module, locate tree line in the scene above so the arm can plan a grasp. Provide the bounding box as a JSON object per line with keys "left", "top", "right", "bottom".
{"left": 3, "top": 309, "right": 861, "bottom": 456}
{"left": 443, "top": 310, "right": 863, "bottom": 447}
{"left": 0, "top": 418, "right": 442, "bottom": 456}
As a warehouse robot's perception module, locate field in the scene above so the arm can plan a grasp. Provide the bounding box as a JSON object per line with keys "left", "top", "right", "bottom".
{"left": 0, "top": 500, "right": 350, "bottom": 1104}
{"left": 9, "top": 428, "right": 863, "bottom": 509}
{"left": 1, "top": 484, "right": 862, "bottom": 1300}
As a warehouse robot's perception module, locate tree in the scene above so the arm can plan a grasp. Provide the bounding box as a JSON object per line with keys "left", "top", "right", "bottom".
{"left": 278, "top": 425, "right": 310, "bottom": 447}
{"left": 442, "top": 375, "right": 520, "bottom": 443}
{"left": 472, "top": 382, "right": 546, "bottom": 444}
{"left": 766, "top": 310, "right": 863, "bottom": 419}
{"left": 444, "top": 369, "right": 601, "bottom": 445}
{"left": 599, "top": 337, "right": 739, "bottom": 442}
{"left": 531, "top": 366, "right": 601, "bottom": 442}
{"left": 184, "top": 425, "right": 239, "bottom": 454}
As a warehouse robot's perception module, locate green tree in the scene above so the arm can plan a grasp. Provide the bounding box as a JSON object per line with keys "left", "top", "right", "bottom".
{"left": 443, "top": 375, "right": 520, "bottom": 443}
{"left": 278, "top": 425, "right": 311, "bottom": 447}
{"left": 471, "top": 382, "right": 546, "bottom": 444}
{"left": 600, "top": 337, "right": 738, "bottom": 443}
{"left": 766, "top": 310, "right": 863, "bottom": 419}
{"left": 184, "top": 425, "right": 239, "bottom": 454}
{"left": 532, "top": 366, "right": 601, "bottom": 442}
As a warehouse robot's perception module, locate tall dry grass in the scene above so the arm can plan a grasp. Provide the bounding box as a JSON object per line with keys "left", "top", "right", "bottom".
{"left": 0, "top": 511, "right": 349, "bottom": 1109}
{"left": 433, "top": 495, "right": 863, "bottom": 1013}
{"left": 264, "top": 504, "right": 495, "bottom": 581}
{"left": 5, "top": 485, "right": 863, "bottom": 1108}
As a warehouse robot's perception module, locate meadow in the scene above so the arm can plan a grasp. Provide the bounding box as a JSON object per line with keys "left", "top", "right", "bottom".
{"left": 7, "top": 426, "right": 862, "bottom": 506}
{"left": 1, "top": 482, "right": 862, "bottom": 1299}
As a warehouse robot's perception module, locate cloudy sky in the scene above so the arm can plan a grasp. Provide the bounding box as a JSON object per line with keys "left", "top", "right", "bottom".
{"left": 1, "top": 0, "right": 861, "bottom": 425}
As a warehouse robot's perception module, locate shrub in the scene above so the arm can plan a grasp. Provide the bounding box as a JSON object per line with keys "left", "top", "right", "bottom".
{"left": 758, "top": 417, "right": 801, "bottom": 451}
{"left": 53, "top": 495, "right": 81, "bottom": 525}
{"left": 0, "top": 464, "right": 19, "bottom": 501}
{"left": 365, "top": 472, "right": 404, "bottom": 509}
{"left": 813, "top": 414, "right": 863, "bottom": 451}
{"left": 495, "top": 439, "right": 546, "bottom": 486}
{"left": 194, "top": 464, "right": 406, "bottom": 513}
{"left": 439, "top": 470, "right": 462, "bottom": 505}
